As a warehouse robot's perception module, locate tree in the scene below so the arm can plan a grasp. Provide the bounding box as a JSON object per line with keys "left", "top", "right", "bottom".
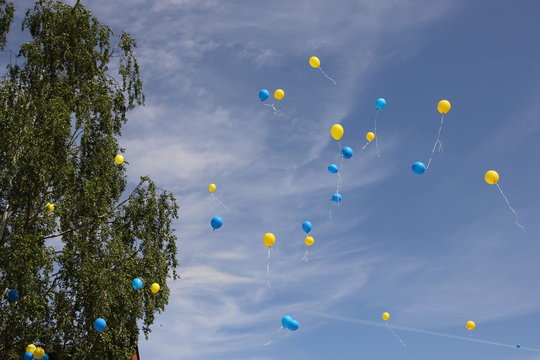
{"left": 0, "top": 1, "right": 179, "bottom": 359}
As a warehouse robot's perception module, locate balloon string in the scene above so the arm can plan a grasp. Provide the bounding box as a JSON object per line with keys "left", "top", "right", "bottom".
{"left": 263, "top": 103, "right": 279, "bottom": 115}
{"left": 266, "top": 248, "right": 271, "bottom": 288}
{"left": 336, "top": 173, "right": 342, "bottom": 194}
{"left": 210, "top": 193, "right": 230, "bottom": 212}
{"left": 301, "top": 248, "right": 309, "bottom": 262}
{"left": 385, "top": 322, "right": 406, "bottom": 347}
{"left": 361, "top": 141, "right": 370, "bottom": 151}
{"left": 427, "top": 115, "right": 444, "bottom": 169}
{"left": 318, "top": 67, "right": 336, "bottom": 85}
{"left": 374, "top": 109, "right": 380, "bottom": 158}
{"left": 264, "top": 326, "right": 284, "bottom": 346}
{"left": 496, "top": 184, "right": 526, "bottom": 233}
{"left": 338, "top": 141, "right": 344, "bottom": 193}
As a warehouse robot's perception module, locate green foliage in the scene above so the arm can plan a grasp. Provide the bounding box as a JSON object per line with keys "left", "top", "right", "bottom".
{"left": 0, "top": 1, "right": 179, "bottom": 359}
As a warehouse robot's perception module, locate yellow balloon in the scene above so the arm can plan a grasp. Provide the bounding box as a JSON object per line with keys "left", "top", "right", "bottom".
{"left": 484, "top": 170, "right": 499, "bottom": 185}
{"left": 330, "top": 124, "right": 344, "bottom": 141}
{"left": 437, "top": 100, "right": 451, "bottom": 114}
{"left": 150, "top": 282, "right": 160, "bottom": 294}
{"left": 26, "top": 344, "right": 36, "bottom": 354}
{"left": 208, "top": 184, "right": 216, "bottom": 193}
{"left": 309, "top": 56, "right": 320, "bottom": 68}
{"left": 45, "top": 203, "right": 55, "bottom": 212}
{"left": 115, "top": 154, "right": 124, "bottom": 164}
{"left": 274, "top": 89, "right": 285, "bottom": 100}
{"left": 466, "top": 320, "right": 476, "bottom": 330}
{"left": 366, "top": 132, "right": 375, "bottom": 142}
{"left": 263, "top": 233, "right": 276, "bottom": 247}
{"left": 305, "top": 236, "right": 314, "bottom": 246}
{"left": 382, "top": 312, "right": 390, "bottom": 321}
{"left": 34, "top": 347, "right": 45, "bottom": 359}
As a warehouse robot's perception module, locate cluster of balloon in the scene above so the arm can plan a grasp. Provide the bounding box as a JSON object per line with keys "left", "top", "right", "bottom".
{"left": 309, "top": 56, "right": 336, "bottom": 85}
{"left": 258, "top": 89, "right": 285, "bottom": 115}
{"left": 301, "top": 221, "right": 314, "bottom": 262}
{"left": 329, "top": 124, "right": 348, "bottom": 218}
{"left": 281, "top": 315, "right": 300, "bottom": 331}
{"left": 484, "top": 170, "right": 526, "bottom": 233}
{"left": 381, "top": 312, "right": 406, "bottom": 347}
{"left": 411, "top": 100, "right": 451, "bottom": 175}
{"left": 211, "top": 216, "right": 223, "bottom": 231}
{"left": 263, "top": 233, "right": 276, "bottom": 288}
{"left": 208, "top": 183, "right": 230, "bottom": 211}
{"left": 114, "top": 154, "right": 124, "bottom": 165}
{"left": 23, "top": 344, "right": 48, "bottom": 360}
{"left": 7, "top": 289, "right": 19, "bottom": 302}
{"left": 372, "top": 98, "right": 386, "bottom": 157}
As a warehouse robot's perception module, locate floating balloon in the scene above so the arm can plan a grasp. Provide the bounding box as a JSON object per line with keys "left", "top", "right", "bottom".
{"left": 45, "top": 202, "right": 55, "bottom": 212}
{"left": 94, "top": 318, "right": 107, "bottom": 332}
{"left": 115, "top": 154, "right": 124, "bottom": 165}
{"left": 302, "top": 221, "right": 312, "bottom": 234}
{"left": 484, "top": 170, "right": 499, "bottom": 184}
{"left": 211, "top": 216, "right": 223, "bottom": 230}
{"left": 366, "top": 132, "right": 375, "bottom": 142}
{"left": 208, "top": 183, "right": 216, "bottom": 193}
{"left": 274, "top": 89, "right": 285, "bottom": 100}
{"left": 484, "top": 170, "right": 525, "bottom": 232}
{"left": 331, "top": 194, "right": 342, "bottom": 203}
{"left": 42, "top": 354, "right": 49, "bottom": 360}
{"left": 309, "top": 56, "right": 336, "bottom": 84}
{"left": 465, "top": 320, "right": 475, "bottom": 330}
{"left": 328, "top": 164, "right": 339, "bottom": 174}
{"left": 382, "top": 312, "right": 406, "bottom": 346}
{"left": 375, "top": 98, "right": 387, "bottom": 110}
{"left": 382, "top": 312, "right": 390, "bottom": 321}
{"left": 412, "top": 162, "right": 426, "bottom": 175}
{"left": 150, "top": 283, "right": 160, "bottom": 294}
{"left": 132, "top": 278, "right": 143, "bottom": 290}
{"left": 258, "top": 89, "right": 270, "bottom": 101}
{"left": 305, "top": 236, "right": 314, "bottom": 246}
{"left": 330, "top": 124, "right": 344, "bottom": 141}
{"left": 208, "top": 184, "right": 230, "bottom": 211}
{"left": 281, "top": 315, "right": 300, "bottom": 331}
{"left": 23, "top": 352, "right": 34, "bottom": 360}
{"left": 34, "top": 347, "right": 45, "bottom": 359}
{"left": 341, "top": 146, "right": 353, "bottom": 159}
{"left": 26, "top": 344, "right": 36, "bottom": 354}
{"left": 7, "top": 289, "right": 19, "bottom": 302}
{"left": 437, "top": 100, "right": 451, "bottom": 114}
{"left": 372, "top": 98, "right": 387, "bottom": 157}
{"left": 263, "top": 233, "right": 276, "bottom": 247}
{"left": 516, "top": 344, "right": 521, "bottom": 349}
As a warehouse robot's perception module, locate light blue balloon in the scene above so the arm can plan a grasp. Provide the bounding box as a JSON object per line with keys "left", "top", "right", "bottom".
{"left": 375, "top": 98, "right": 386, "bottom": 110}
{"left": 42, "top": 354, "right": 49, "bottom": 360}
{"left": 328, "top": 164, "right": 339, "bottom": 174}
{"left": 341, "top": 146, "right": 353, "bottom": 159}
{"left": 94, "top": 318, "right": 107, "bottom": 332}
{"left": 258, "top": 89, "right": 270, "bottom": 101}
{"left": 331, "top": 194, "right": 342, "bottom": 203}
{"left": 23, "top": 352, "right": 33, "bottom": 360}
{"left": 132, "top": 278, "right": 143, "bottom": 290}
{"left": 302, "top": 221, "right": 312, "bottom": 234}
{"left": 412, "top": 161, "right": 426, "bottom": 175}
{"left": 281, "top": 315, "right": 299, "bottom": 331}
{"left": 7, "top": 289, "right": 19, "bottom": 302}
{"left": 516, "top": 344, "right": 521, "bottom": 349}
{"left": 211, "top": 216, "right": 223, "bottom": 230}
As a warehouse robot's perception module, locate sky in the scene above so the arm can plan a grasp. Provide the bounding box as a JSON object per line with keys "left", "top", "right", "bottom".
{"left": 4, "top": 0, "right": 540, "bottom": 359}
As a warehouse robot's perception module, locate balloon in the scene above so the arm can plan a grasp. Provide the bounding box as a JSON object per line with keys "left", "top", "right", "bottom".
{"left": 211, "top": 216, "right": 223, "bottom": 230}
{"left": 114, "top": 154, "right": 124, "bottom": 165}
{"left": 132, "top": 278, "right": 143, "bottom": 290}
{"left": 516, "top": 344, "right": 521, "bottom": 349}
{"left": 341, "top": 146, "right": 353, "bottom": 159}
{"left": 259, "top": 89, "right": 270, "bottom": 101}
{"left": 94, "top": 318, "right": 107, "bottom": 332}
{"left": 412, "top": 162, "right": 426, "bottom": 175}
{"left": 328, "top": 164, "right": 339, "bottom": 174}
{"left": 23, "top": 352, "right": 34, "bottom": 360}
{"left": 331, "top": 194, "right": 342, "bottom": 203}
{"left": 42, "top": 354, "right": 49, "bottom": 360}
{"left": 263, "top": 233, "right": 276, "bottom": 247}
{"left": 375, "top": 98, "right": 387, "bottom": 110}
{"left": 309, "top": 56, "right": 320, "bottom": 68}
{"left": 26, "top": 344, "right": 36, "bottom": 354}
{"left": 437, "top": 100, "right": 451, "bottom": 114}
{"left": 274, "top": 89, "right": 285, "bottom": 100}
{"left": 465, "top": 320, "right": 476, "bottom": 330}
{"left": 45, "top": 202, "right": 55, "bottom": 212}
{"left": 330, "top": 124, "right": 344, "bottom": 141}
{"left": 382, "top": 312, "right": 390, "bottom": 321}
{"left": 302, "top": 221, "right": 312, "bottom": 234}
{"left": 484, "top": 170, "right": 499, "bottom": 185}
{"left": 208, "top": 184, "right": 216, "bottom": 193}
{"left": 150, "top": 283, "right": 160, "bottom": 294}
{"left": 34, "top": 347, "right": 45, "bottom": 359}
{"left": 305, "top": 236, "right": 314, "bottom": 246}
{"left": 7, "top": 289, "right": 19, "bottom": 302}
{"left": 366, "top": 132, "right": 375, "bottom": 142}
{"left": 282, "top": 315, "right": 299, "bottom": 331}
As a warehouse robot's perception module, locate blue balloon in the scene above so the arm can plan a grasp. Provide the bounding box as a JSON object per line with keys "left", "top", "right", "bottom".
{"left": 331, "top": 193, "right": 342, "bottom": 203}
{"left": 94, "top": 318, "right": 107, "bottom": 332}
{"left": 516, "top": 344, "right": 521, "bottom": 349}
{"left": 302, "top": 221, "right": 312, "bottom": 233}
{"left": 7, "top": 289, "right": 19, "bottom": 302}
{"left": 375, "top": 98, "right": 386, "bottom": 110}
{"left": 23, "top": 352, "right": 33, "bottom": 360}
{"left": 412, "top": 161, "right": 426, "bottom": 175}
{"left": 43, "top": 354, "right": 49, "bottom": 360}
{"left": 211, "top": 216, "right": 223, "bottom": 230}
{"left": 328, "top": 164, "right": 339, "bottom": 174}
{"left": 132, "top": 278, "right": 143, "bottom": 290}
{"left": 282, "top": 315, "right": 299, "bottom": 331}
{"left": 341, "top": 147, "right": 353, "bottom": 159}
{"left": 258, "top": 89, "right": 270, "bottom": 101}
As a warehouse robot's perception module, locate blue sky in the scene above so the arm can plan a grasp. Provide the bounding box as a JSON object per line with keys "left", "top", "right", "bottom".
{"left": 5, "top": 0, "right": 540, "bottom": 359}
